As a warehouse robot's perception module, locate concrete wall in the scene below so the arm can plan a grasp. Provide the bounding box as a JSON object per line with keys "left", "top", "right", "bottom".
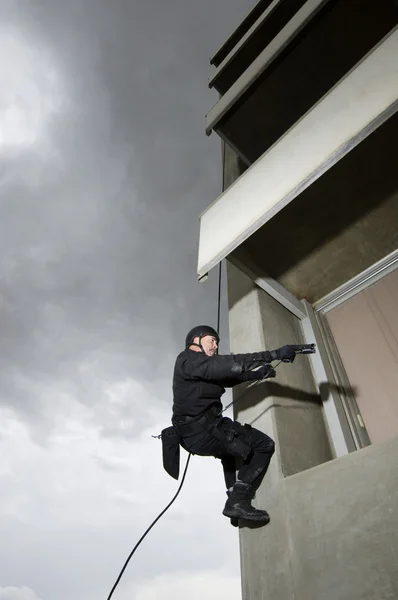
{"left": 222, "top": 141, "right": 247, "bottom": 191}
{"left": 227, "top": 261, "right": 332, "bottom": 479}
{"left": 239, "top": 435, "right": 398, "bottom": 600}
{"left": 284, "top": 436, "right": 398, "bottom": 600}
{"left": 227, "top": 261, "right": 398, "bottom": 600}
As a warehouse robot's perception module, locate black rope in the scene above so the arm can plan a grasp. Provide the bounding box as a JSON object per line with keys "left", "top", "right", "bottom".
{"left": 216, "top": 260, "right": 222, "bottom": 336}
{"left": 105, "top": 453, "right": 192, "bottom": 600}
{"left": 222, "top": 361, "right": 282, "bottom": 413}
{"left": 104, "top": 254, "right": 225, "bottom": 598}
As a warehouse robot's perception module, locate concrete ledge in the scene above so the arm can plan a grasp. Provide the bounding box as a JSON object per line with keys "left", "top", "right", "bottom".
{"left": 209, "top": 0, "right": 283, "bottom": 89}
{"left": 206, "top": 0, "right": 329, "bottom": 133}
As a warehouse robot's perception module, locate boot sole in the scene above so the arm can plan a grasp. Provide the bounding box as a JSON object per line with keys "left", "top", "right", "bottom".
{"left": 223, "top": 508, "right": 270, "bottom": 523}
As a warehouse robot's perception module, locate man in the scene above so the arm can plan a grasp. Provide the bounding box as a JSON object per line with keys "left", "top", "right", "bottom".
{"left": 170, "top": 325, "right": 297, "bottom": 525}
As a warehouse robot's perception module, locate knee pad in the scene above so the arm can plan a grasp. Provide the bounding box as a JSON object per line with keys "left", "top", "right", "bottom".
{"left": 258, "top": 436, "right": 275, "bottom": 455}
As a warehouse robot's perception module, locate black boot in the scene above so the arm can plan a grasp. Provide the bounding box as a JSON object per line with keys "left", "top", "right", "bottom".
{"left": 226, "top": 490, "right": 239, "bottom": 527}
{"left": 223, "top": 481, "right": 270, "bottom": 523}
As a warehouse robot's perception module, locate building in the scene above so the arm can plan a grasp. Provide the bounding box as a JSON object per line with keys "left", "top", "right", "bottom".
{"left": 198, "top": 1, "right": 398, "bottom": 598}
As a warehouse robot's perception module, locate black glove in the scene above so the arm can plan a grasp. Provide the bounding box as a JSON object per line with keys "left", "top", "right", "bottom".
{"left": 256, "top": 364, "right": 276, "bottom": 380}
{"left": 272, "top": 345, "right": 296, "bottom": 363}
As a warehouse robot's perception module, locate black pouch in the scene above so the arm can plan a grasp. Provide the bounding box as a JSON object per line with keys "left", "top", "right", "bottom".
{"left": 211, "top": 419, "right": 252, "bottom": 460}
{"left": 225, "top": 432, "right": 252, "bottom": 460}
{"left": 161, "top": 426, "right": 182, "bottom": 480}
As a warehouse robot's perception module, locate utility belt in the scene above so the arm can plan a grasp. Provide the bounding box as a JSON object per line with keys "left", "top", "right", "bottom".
{"left": 173, "top": 402, "right": 223, "bottom": 435}
{"left": 161, "top": 402, "right": 251, "bottom": 480}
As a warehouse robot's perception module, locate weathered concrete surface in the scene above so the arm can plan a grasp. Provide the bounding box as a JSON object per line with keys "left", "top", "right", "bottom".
{"left": 222, "top": 141, "right": 247, "bottom": 191}
{"left": 256, "top": 286, "right": 332, "bottom": 477}
{"left": 227, "top": 260, "right": 300, "bottom": 600}
{"left": 241, "top": 436, "right": 398, "bottom": 600}
{"left": 227, "top": 261, "right": 332, "bottom": 481}
{"left": 227, "top": 262, "right": 398, "bottom": 600}
{"left": 284, "top": 436, "right": 398, "bottom": 600}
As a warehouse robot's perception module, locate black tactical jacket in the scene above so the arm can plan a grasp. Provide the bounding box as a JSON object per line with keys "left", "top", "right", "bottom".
{"left": 172, "top": 348, "right": 273, "bottom": 417}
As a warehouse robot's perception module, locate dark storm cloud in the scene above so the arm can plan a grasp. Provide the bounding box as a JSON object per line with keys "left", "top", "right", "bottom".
{"left": 0, "top": 0, "right": 242, "bottom": 429}
{"left": 0, "top": 1, "right": 256, "bottom": 598}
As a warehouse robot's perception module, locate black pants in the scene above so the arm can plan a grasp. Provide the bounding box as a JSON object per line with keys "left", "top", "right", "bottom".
{"left": 180, "top": 416, "right": 275, "bottom": 490}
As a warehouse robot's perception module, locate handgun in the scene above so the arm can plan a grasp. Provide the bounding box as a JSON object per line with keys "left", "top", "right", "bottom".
{"left": 291, "top": 343, "right": 316, "bottom": 355}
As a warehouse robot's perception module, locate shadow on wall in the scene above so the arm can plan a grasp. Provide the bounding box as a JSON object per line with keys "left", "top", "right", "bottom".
{"left": 233, "top": 380, "right": 356, "bottom": 427}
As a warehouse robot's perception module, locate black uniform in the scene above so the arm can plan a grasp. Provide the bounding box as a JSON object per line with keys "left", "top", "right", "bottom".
{"left": 171, "top": 348, "right": 275, "bottom": 490}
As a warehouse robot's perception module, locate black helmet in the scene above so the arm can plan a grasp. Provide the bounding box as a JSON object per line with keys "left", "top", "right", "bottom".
{"left": 185, "top": 325, "right": 219, "bottom": 348}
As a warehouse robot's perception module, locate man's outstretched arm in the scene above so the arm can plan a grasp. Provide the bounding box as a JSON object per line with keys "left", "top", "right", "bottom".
{"left": 184, "top": 346, "right": 296, "bottom": 382}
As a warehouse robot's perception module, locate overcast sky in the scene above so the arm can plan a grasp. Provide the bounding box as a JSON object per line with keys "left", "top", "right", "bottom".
{"left": 0, "top": 1, "right": 257, "bottom": 599}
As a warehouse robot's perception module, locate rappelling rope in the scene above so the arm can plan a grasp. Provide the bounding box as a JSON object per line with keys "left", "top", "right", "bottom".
{"left": 222, "top": 361, "right": 282, "bottom": 414}
{"left": 105, "top": 260, "right": 286, "bottom": 599}
{"left": 104, "top": 263, "right": 224, "bottom": 599}
{"left": 105, "top": 453, "right": 192, "bottom": 600}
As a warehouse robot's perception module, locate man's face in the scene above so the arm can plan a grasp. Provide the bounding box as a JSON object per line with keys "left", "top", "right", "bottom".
{"left": 200, "top": 335, "right": 218, "bottom": 356}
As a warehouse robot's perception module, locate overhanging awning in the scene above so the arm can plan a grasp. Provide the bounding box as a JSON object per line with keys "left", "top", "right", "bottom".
{"left": 197, "top": 26, "right": 398, "bottom": 279}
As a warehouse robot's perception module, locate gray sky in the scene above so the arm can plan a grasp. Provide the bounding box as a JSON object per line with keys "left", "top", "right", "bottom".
{"left": 0, "top": 1, "right": 256, "bottom": 599}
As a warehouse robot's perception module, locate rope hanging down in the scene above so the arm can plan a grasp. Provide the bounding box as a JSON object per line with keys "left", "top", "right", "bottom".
{"left": 105, "top": 454, "right": 192, "bottom": 600}
{"left": 104, "top": 261, "right": 315, "bottom": 598}
{"left": 217, "top": 261, "right": 222, "bottom": 335}
{"left": 104, "top": 264, "right": 223, "bottom": 599}
{"left": 107, "top": 263, "right": 315, "bottom": 600}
